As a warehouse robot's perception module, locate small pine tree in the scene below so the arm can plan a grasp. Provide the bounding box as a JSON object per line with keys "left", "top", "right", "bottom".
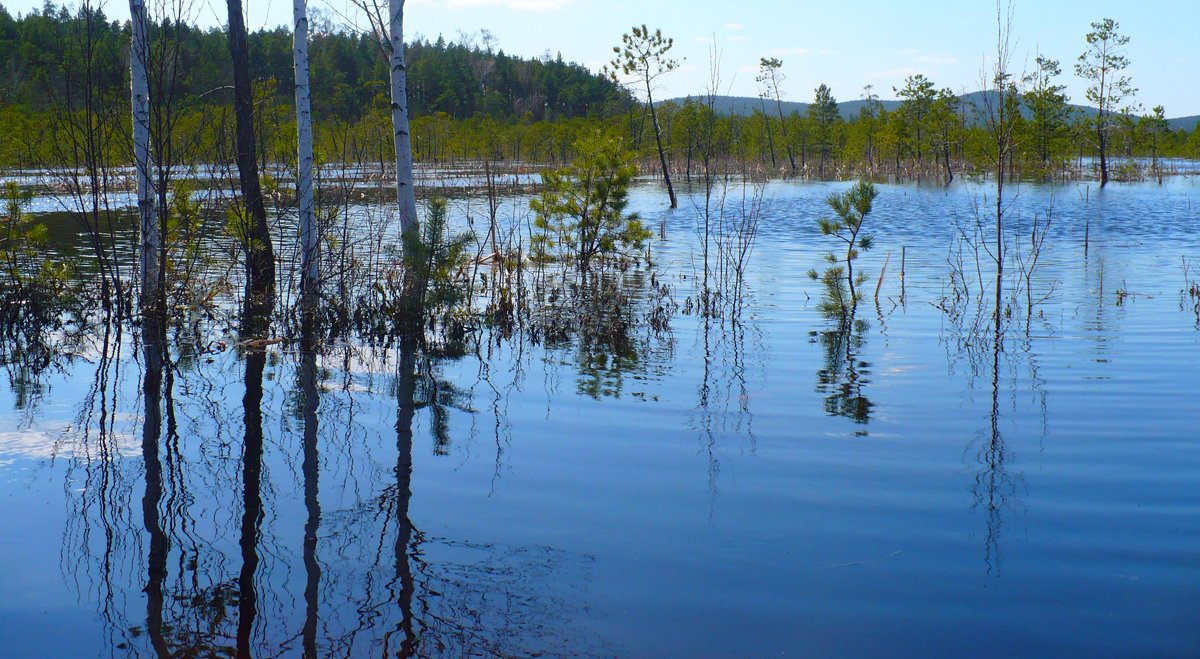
{"left": 808, "top": 180, "right": 877, "bottom": 321}
{"left": 530, "top": 131, "right": 651, "bottom": 269}
{"left": 1, "top": 181, "right": 71, "bottom": 294}
{"left": 403, "top": 198, "right": 473, "bottom": 323}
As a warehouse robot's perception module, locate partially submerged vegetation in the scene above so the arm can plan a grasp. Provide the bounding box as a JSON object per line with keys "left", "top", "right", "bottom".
{"left": 0, "top": 5, "right": 1196, "bottom": 182}
{"left": 0, "top": 0, "right": 1195, "bottom": 392}
{"left": 809, "top": 181, "right": 877, "bottom": 322}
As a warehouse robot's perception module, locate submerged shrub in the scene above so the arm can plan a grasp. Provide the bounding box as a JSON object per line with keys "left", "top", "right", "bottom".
{"left": 356, "top": 199, "right": 473, "bottom": 340}
{"left": 530, "top": 132, "right": 651, "bottom": 269}
{"left": 402, "top": 198, "right": 473, "bottom": 321}
{"left": 808, "top": 180, "right": 877, "bottom": 321}
{"left": 0, "top": 181, "right": 75, "bottom": 303}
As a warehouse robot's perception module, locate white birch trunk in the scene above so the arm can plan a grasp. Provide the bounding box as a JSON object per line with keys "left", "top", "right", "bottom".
{"left": 389, "top": 0, "right": 418, "bottom": 237}
{"left": 130, "top": 0, "right": 158, "bottom": 310}
{"left": 293, "top": 0, "right": 318, "bottom": 300}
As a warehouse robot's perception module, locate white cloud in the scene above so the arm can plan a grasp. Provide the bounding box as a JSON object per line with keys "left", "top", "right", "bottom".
{"left": 724, "top": 22, "right": 745, "bottom": 30}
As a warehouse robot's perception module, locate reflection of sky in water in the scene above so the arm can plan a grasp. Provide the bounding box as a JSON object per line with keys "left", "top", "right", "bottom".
{"left": 0, "top": 177, "right": 1198, "bottom": 655}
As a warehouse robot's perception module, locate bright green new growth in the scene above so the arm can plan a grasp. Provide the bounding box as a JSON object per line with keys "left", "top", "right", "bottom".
{"left": 531, "top": 132, "right": 651, "bottom": 269}
{"left": 808, "top": 180, "right": 878, "bottom": 320}
{"left": 0, "top": 181, "right": 71, "bottom": 293}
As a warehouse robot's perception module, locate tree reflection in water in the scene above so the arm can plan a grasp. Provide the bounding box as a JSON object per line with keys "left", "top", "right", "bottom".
{"left": 940, "top": 289, "right": 1052, "bottom": 577}
{"left": 52, "top": 321, "right": 607, "bottom": 656}
{"left": 535, "top": 269, "right": 676, "bottom": 401}
{"left": 691, "top": 312, "right": 763, "bottom": 495}
{"left": 812, "top": 315, "right": 873, "bottom": 426}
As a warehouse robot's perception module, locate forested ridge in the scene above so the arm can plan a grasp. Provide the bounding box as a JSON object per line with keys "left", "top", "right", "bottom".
{"left": 0, "top": 2, "right": 1197, "bottom": 177}
{"left": 0, "top": 2, "right": 628, "bottom": 120}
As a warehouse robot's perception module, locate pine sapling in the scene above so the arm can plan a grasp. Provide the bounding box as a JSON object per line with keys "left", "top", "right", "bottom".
{"left": 808, "top": 180, "right": 878, "bottom": 321}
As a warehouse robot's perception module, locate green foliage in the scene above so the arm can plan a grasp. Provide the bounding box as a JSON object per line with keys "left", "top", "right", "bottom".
{"left": 530, "top": 132, "right": 650, "bottom": 268}
{"left": 895, "top": 74, "right": 937, "bottom": 162}
{"left": 810, "top": 83, "right": 842, "bottom": 171}
{"left": 0, "top": 4, "right": 1192, "bottom": 176}
{"left": 0, "top": 5, "right": 631, "bottom": 168}
{"left": 1022, "top": 55, "right": 1073, "bottom": 172}
{"left": 608, "top": 25, "right": 678, "bottom": 91}
{"left": 1076, "top": 18, "right": 1136, "bottom": 115}
{"left": 1141, "top": 105, "right": 1170, "bottom": 165}
{"left": 927, "top": 88, "right": 962, "bottom": 180}
{"left": 0, "top": 181, "right": 74, "bottom": 299}
{"left": 807, "top": 181, "right": 877, "bottom": 321}
{"left": 164, "top": 180, "right": 227, "bottom": 309}
{"left": 402, "top": 198, "right": 473, "bottom": 321}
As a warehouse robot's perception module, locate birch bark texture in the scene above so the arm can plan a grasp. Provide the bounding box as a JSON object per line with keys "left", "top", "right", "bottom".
{"left": 293, "top": 0, "right": 318, "bottom": 301}
{"left": 389, "top": 0, "right": 418, "bottom": 237}
{"left": 130, "top": 0, "right": 158, "bottom": 311}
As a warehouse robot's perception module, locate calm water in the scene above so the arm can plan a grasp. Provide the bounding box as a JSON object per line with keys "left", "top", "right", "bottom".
{"left": 1, "top": 176, "right": 1198, "bottom": 657}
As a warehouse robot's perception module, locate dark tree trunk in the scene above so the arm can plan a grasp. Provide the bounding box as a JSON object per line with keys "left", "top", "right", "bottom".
{"left": 394, "top": 341, "right": 418, "bottom": 654}
{"left": 646, "top": 80, "right": 677, "bottom": 209}
{"left": 141, "top": 325, "right": 169, "bottom": 658}
{"left": 226, "top": 0, "right": 276, "bottom": 316}
{"left": 236, "top": 347, "right": 266, "bottom": 658}
{"left": 1097, "top": 122, "right": 1109, "bottom": 187}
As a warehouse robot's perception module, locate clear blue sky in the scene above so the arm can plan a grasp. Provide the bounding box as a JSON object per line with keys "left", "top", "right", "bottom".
{"left": 5, "top": 0, "right": 1198, "bottom": 116}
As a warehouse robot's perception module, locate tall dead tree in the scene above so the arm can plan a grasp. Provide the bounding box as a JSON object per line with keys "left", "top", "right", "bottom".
{"left": 759, "top": 58, "right": 797, "bottom": 175}
{"left": 225, "top": 0, "right": 277, "bottom": 319}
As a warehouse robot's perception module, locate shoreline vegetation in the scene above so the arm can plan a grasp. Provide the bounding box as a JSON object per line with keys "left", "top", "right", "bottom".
{"left": 0, "top": 1, "right": 1196, "bottom": 351}
{"left": 0, "top": 4, "right": 1197, "bottom": 179}
{"left": 2, "top": 2, "right": 1200, "bottom": 654}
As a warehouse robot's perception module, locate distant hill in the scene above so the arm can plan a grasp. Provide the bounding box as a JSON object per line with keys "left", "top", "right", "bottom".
{"left": 0, "top": 3, "right": 628, "bottom": 122}
{"left": 660, "top": 95, "right": 895, "bottom": 120}
{"left": 665, "top": 93, "right": 1195, "bottom": 130}
{"left": 1169, "top": 115, "right": 1200, "bottom": 131}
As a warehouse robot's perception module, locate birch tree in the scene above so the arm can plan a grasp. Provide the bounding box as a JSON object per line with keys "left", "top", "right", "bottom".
{"left": 293, "top": 0, "right": 318, "bottom": 304}
{"left": 129, "top": 0, "right": 158, "bottom": 315}
{"left": 390, "top": 0, "right": 418, "bottom": 236}
{"left": 351, "top": 0, "right": 417, "bottom": 243}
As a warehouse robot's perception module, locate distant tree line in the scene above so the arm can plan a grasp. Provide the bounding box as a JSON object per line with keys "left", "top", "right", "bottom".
{"left": 0, "top": 2, "right": 632, "bottom": 166}
{"left": 0, "top": 3, "right": 1195, "bottom": 180}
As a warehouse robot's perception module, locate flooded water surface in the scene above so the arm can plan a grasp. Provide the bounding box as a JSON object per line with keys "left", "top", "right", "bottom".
{"left": 1, "top": 176, "right": 1198, "bottom": 656}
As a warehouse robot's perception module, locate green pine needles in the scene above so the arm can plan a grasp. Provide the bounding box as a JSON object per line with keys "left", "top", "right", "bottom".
{"left": 403, "top": 198, "right": 473, "bottom": 321}
{"left": 531, "top": 132, "right": 651, "bottom": 269}
{"left": 808, "top": 180, "right": 878, "bottom": 321}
